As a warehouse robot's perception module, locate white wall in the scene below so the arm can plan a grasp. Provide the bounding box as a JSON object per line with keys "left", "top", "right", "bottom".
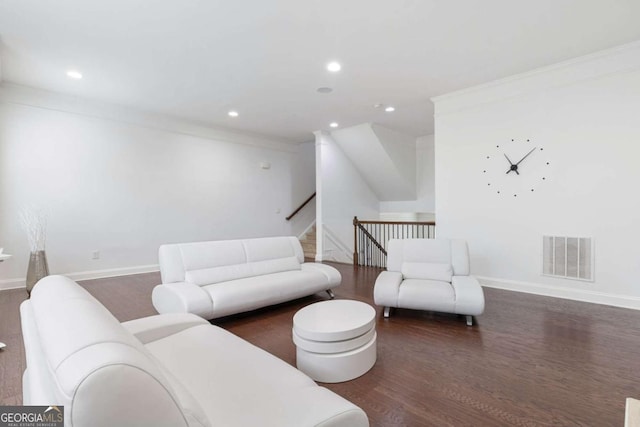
{"left": 0, "top": 85, "right": 312, "bottom": 288}
{"left": 432, "top": 42, "right": 640, "bottom": 309}
{"left": 379, "top": 134, "right": 435, "bottom": 214}
{"left": 330, "top": 123, "right": 416, "bottom": 201}
{"left": 316, "top": 131, "right": 379, "bottom": 262}
{"left": 290, "top": 141, "right": 316, "bottom": 206}
{"left": 316, "top": 128, "right": 435, "bottom": 261}
{"left": 288, "top": 141, "right": 317, "bottom": 238}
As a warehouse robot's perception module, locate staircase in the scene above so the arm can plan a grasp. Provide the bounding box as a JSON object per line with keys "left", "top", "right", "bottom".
{"left": 299, "top": 225, "right": 316, "bottom": 261}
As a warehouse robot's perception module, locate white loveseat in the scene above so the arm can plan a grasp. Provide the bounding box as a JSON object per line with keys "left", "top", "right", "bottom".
{"left": 21, "top": 276, "right": 369, "bottom": 427}
{"left": 374, "top": 238, "right": 485, "bottom": 325}
{"left": 152, "top": 236, "right": 341, "bottom": 320}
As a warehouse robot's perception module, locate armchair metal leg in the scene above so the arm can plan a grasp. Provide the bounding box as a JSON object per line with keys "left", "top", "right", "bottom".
{"left": 326, "top": 289, "right": 335, "bottom": 299}
{"left": 384, "top": 307, "right": 391, "bottom": 318}
{"left": 466, "top": 315, "right": 473, "bottom": 326}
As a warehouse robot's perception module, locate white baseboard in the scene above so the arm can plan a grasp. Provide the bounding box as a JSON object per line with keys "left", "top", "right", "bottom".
{"left": 0, "top": 264, "right": 160, "bottom": 291}
{"left": 478, "top": 276, "right": 640, "bottom": 311}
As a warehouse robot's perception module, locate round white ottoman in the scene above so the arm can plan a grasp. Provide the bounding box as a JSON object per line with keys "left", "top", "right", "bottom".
{"left": 293, "top": 300, "right": 377, "bottom": 383}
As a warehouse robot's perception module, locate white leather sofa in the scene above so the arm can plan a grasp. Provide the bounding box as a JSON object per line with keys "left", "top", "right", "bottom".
{"left": 21, "top": 276, "right": 369, "bottom": 427}
{"left": 374, "top": 238, "right": 485, "bottom": 325}
{"left": 152, "top": 236, "right": 341, "bottom": 320}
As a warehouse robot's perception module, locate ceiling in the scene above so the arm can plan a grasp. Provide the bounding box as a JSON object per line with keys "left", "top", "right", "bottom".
{"left": 1, "top": 1, "right": 640, "bottom": 143}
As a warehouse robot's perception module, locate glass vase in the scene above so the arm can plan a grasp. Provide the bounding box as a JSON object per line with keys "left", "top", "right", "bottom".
{"left": 26, "top": 250, "right": 49, "bottom": 296}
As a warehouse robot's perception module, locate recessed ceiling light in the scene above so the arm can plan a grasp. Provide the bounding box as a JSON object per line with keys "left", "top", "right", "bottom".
{"left": 66, "top": 70, "right": 83, "bottom": 79}
{"left": 385, "top": 106, "right": 396, "bottom": 112}
{"left": 317, "top": 87, "right": 333, "bottom": 94}
{"left": 326, "top": 61, "right": 341, "bottom": 72}
{"left": 329, "top": 122, "right": 339, "bottom": 128}
{"left": 228, "top": 110, "right": 239, "bottom": 117}
{"left": 373, "top": 103, "right": 383, "bottom": 109}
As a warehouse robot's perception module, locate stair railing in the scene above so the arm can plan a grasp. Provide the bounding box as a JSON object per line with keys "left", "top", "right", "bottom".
{"left": 286, "top": 192, "right": 316, "bottom": 221}
{"left": 353, "top": 216, "right": 436, "bottom": 268}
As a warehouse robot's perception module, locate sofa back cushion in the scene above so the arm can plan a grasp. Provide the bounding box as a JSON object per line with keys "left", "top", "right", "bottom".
{"left": 25, "top": 276, "right": 190, "bottom": 427}
{"left": 387, "top": 239, "right": 470, "bottom": 276}
{"left": 401, "top": 262, "right": 453, "bottom": 282}
{"left": 185, "top": 257, "right": 301, "bottom": 286}
{"left": 160, "top": 236, "right": 304, "bottom": 285}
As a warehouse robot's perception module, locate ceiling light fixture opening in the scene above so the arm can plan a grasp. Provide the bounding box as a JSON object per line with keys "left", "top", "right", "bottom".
{"left": 228, "top": 110, "right": 239, "bottom": 117}
{"left": 317, "top": 87, "right": 333, "bottom": 94}
{"left": 326, "top": 61, "right": 341, "bottom": 72}
{"left": 329, "top": 122, "right": 339, "bottom": 128}
{"left": 66, "top": 70, "right": 83, "bottom": 79}
{"left": 385, "top": 106, "right": 396, "bottom": 112}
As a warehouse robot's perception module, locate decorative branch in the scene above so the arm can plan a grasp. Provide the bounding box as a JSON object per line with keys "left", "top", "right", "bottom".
{"left": 19, "top": 207, "right": 47, "bottom": 252}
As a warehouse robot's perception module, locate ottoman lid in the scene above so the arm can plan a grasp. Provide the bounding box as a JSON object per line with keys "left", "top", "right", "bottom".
{"left": 293, "top": 300, "right": 376, "bottom": 342}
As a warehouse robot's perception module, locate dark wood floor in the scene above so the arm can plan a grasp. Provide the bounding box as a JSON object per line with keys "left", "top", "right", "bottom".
{"left": 2, "top": 263, "right": 640, "bottom": 426}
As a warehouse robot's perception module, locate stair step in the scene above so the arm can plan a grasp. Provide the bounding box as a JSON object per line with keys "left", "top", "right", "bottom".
{"left": 300, "top": 225, "right": 316, "bottom": 260}
{"left": 301, "top": 243, "right": 315, "bottom": 252}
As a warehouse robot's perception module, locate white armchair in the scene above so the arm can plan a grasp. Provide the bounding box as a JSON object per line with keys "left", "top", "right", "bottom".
{"left": 374, "top": 238, "right": 485, "bottom": 325}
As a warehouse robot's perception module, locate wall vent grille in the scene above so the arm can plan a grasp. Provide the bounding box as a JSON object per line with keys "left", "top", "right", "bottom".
{"left": 542, "top": 236, "right": 593, "bottom": 281}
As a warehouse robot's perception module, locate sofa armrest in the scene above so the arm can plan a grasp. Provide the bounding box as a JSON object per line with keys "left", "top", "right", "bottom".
{"left": 451, "top": 276, "right": 485, "bottom": 316}
{"left": 122, "top": 313, "right": 208, "bottom": 344}
{"left": 301, "top": 263, "right": 342, "bottom": 287}
{"left": 373, "top": 271, "right": 403, "bottom": 307}
{"left": 152, "top": 282, "right": 215, "bottom": 319}
{"left": 20, "top": 301, "right": 59, "bottom": 405}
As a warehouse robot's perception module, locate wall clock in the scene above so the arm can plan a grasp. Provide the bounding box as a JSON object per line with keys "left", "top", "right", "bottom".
{"left": 483, "top": 138, "right": 550, "bottom": 197}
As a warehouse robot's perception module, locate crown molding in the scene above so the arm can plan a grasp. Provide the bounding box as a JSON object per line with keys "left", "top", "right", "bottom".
{"left": 0, "top": 83, "right": 298, "bottom": 153}
{"left": 431, "top": 40, "right": 640, "bottom": 116}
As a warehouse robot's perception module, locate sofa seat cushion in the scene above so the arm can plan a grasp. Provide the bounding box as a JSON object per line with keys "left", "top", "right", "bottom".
{"left": 144, "top": 324, "right": 367, "bottom": 427}
{"left": 397, "top": 279, "right": 455, "bottom": 313}
{"left": 185, "top": 256, "right": 301, "bottom": 286}
{"left": 203, "top": 270, "right": 333, "bottom": 318}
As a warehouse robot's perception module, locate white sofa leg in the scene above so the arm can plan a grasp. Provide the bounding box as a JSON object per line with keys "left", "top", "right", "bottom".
{"left": 383, "top": 307, "right": 391, "bottom": 318}
{"left": 326, "top": 289, "right": 335, "bottom": 299}
{"left": 466, "top": 315, "right": 473, "bottom": 326}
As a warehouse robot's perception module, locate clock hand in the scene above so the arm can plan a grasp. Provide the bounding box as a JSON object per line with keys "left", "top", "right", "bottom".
{"left": 504, "top": 153, "right": 514, "bottom": 165}
{"left": 515, "top": 147, "right": 537, "bottom": 166}
{"left": 504, "top": 153, "right": 517, "bottom": 174}
{"left": 506, "top": 167, "right": 520, "bottom": 175}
